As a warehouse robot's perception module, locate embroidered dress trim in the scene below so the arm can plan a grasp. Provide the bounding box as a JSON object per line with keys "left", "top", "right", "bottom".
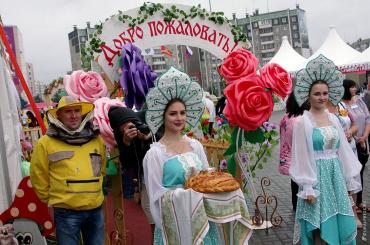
{"left": 313, "top": 150, "right": 338, "bottom": 160}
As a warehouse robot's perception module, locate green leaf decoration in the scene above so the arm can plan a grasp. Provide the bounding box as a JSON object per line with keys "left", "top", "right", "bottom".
{"left": 224, "top": 127, "right": 241, "bottom": 156}
{"left": 227, "top": 155, "right": 236, "bottom": 177}
{"left": 244, "top": 128, "right": 265, "bottom": 144}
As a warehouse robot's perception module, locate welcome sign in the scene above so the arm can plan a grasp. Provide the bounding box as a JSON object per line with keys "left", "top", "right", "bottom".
{"left": 88, "top": 3, "right": 249, "bottom": 82}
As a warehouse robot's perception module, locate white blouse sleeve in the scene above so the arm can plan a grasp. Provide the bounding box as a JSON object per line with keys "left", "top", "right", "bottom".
{"left": 331, "top": 115, "right": 362, "bottom": 193}
{"left": 195, "top": 140, "right": 209, "bottom": 169}
{"left": 289, "top": 116, "right": 320, "bottom": 199}
{"left": 188, "top": 137, "right": 209, "bottom": 169}
{"left": 143, "top": 145, "right": 169, "bottom": 228}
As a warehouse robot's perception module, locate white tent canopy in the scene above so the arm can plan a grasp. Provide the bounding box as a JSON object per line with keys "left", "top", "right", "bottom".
{"left": 349, "top": 46, "right": 370, "bottom": 64}
{"left": 339, "top": 47, "right": 370, "bottom": 73}
{"left": 298, "top": 26, "right": 360, "bottom": 69}
{"left": 269, "top": 36, "right": 307, "bottom": 72}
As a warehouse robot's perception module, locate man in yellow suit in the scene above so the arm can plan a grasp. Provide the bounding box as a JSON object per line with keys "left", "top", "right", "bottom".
{"left": 30, "top": 96, "right": 106, "bottom": 245}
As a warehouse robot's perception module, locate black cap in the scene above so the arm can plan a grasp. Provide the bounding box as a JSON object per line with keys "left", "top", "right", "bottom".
{"left": 108, "top": 106, "right": 140, "bottom": 130}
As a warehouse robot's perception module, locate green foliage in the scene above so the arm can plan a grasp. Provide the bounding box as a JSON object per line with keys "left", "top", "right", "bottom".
{"left": 227, "top": 155, "right": 236, "bottom": 176}
{"left": 81, "top": 46, "right": 92, "bottom": 71}
{"left": 273, "top": 94, "right": 281, "bottom": 103}
{"left": 223, "top": 123, "right": 279, "bottom": 189}
{"left": 51, "top": 88, "right": 67, "bottom": 103}
{"left": 244, "top": 127, "right": 264, "bottom": 144}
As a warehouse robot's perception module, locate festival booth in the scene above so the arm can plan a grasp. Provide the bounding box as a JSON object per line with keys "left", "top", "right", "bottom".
{"left": 268, "top": 36, "right": 307, "bottom": 73}
{"left": 339, "top": 46, "right": 370, "bottom": 84}
{"left": 295, "top": 26, "right": 369, "bottom": 86}
{"left": 297, "top": 26, "right": 360, "bottom": 70}
{"left": 267, "top": 35, "right": 307, "bottom": 110}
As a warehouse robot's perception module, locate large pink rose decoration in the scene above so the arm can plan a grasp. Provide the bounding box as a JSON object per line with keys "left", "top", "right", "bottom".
{"left": 93, "top": 97, "right": 125, "bottom": 149}
{"left": 218, "top": 48, "right": 259, "bottom": 84}
{"left": 223, "top": 76, "right": 274, "bottom": 131}
{"left": 259, "top": 63, "right": 292, "bottom": 99}
{"left": 64, "top": 70, "right": 108, "bottom": 103}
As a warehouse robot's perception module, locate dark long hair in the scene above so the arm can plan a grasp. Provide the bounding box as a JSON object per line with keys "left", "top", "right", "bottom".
{"left": 26, "top": 111, "right": 38, "bottom": 127}
{"left": 163, "top": 98, "right": 186, "bottom": 118}
{"left": 156, "top": 98, "right": 186, "bottom": 134}
{"left": 342, "top": 79, "right": 357, "bottom": 100}
{"left": 286, "top": 92, "right": 310, "bottom": 118}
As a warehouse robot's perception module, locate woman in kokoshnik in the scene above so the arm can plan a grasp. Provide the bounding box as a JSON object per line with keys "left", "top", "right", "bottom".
{"left": 290, "top": 55, "right": 362, "bottom": 245}
{"left": 143, "top": 67, "right": 253, "bottom": 245}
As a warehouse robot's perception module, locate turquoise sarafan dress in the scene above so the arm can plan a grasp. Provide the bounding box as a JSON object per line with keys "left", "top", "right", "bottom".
{"left": 295, "top": 126, "right": 356, "bottom": 244}
{"left": 153, "top": 153, "right": 224, "bottom": 245}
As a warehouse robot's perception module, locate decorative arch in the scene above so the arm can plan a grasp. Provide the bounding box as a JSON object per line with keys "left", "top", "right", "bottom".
{"left": 85, "top": 3, "right": 249, "bottom": 82}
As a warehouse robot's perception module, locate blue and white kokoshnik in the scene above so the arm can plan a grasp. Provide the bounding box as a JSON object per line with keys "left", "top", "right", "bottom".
{"left": 145, "top": 67, "right": 204, "bottom": 134}
{"left": 294, "top": 55, "right": 345, "bottom": 107}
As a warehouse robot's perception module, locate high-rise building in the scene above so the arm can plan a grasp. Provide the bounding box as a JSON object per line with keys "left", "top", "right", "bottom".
{"left": 4, "top": 25, "right": 28, "bottom": 92}
{"left": 26, "top": 63, "right": 46, "bottom": 99}
{"left": 34, "top": 80, "right": 46, "bottom": 99}
{"left": 144, "top": 45, "right": 223, "bottom": 96}
{"left": 26, "top": 62, "right": 37, "bottom": 95}
{"left": 68, "top": 22, "right": 102, "bottom": 72}
{"left": 235, "top": 4, "right": 311, "bottom": 65}
{"left": 350, "top": 38, "right": 370, "bottom": 52}
{"left": 144, "top": 46, "right": 180, "bottom": 75}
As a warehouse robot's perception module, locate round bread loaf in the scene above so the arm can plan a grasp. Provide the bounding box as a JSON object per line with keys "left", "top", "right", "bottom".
{"left": 184, "top": 171, "right": 240, "bottom": 193}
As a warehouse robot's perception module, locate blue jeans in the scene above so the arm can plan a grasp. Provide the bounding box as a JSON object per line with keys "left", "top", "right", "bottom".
{"left": 54, "top": 206, "right": 104, "bottom": 245}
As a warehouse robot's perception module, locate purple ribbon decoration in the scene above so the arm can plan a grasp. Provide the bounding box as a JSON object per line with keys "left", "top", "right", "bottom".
{"left": 120, "top": 43, "right": 157, "bottom": 109}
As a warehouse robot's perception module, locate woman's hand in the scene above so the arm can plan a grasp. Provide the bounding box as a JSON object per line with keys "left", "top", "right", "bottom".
{"left": 345, "top": 130, "right": 352, "bottom": 141}
{"left": 357, "top": 136, "right": 367, "bottom": 147}
{"left": 306, "top": 195, "right": 316, "bottom": 204}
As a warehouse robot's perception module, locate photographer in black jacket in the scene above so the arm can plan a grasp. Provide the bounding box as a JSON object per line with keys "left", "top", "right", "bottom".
{"left": 108, "top": 106, "right": 155, "bottom": 238}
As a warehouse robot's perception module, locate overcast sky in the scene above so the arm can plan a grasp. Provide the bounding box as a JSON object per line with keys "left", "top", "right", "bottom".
{"left": 1, "top": 0, "right": 369, "bottom": 84}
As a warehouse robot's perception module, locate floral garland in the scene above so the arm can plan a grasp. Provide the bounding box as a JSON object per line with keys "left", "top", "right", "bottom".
{"left": 82, "top": 2, "right": 247, "bottom": 66}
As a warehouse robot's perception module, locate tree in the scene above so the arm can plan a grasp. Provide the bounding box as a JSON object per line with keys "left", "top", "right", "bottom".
{"left": 51, "top": 88, "right": 67, "bottom": 103}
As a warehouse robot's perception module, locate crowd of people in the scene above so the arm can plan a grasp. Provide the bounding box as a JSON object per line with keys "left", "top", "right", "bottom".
{"left": 4, "top": 55, "right": 366, "bottom": 245}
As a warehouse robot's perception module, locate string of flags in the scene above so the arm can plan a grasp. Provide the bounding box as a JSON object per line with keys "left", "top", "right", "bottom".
{"left": 160, "top": 45, "right": 172, "bottom": 57}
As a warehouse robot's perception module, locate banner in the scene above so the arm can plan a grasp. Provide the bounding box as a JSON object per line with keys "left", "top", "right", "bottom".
{"left": 91, "top": 4, "right": 249, "bottom": 82}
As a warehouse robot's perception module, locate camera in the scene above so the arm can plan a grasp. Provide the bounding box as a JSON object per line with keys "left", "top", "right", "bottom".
{"left": 131, "top": 121, "right": 150, "bottom": 135}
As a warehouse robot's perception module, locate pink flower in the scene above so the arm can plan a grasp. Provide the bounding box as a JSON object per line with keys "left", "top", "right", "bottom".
{"left": 93, "top": 97, "right": 126, "bottom": 149}
{"left": 64, "top": 70, "right": 108, "bottom": 103}
{"left": 218, "top": 48, "right": 259, "bottom": 85}
{"left": 224, "top": 76, "right": 274, "bottom": 131}
{"left": 259, "top": 63, "right": 292, "bottom": 99}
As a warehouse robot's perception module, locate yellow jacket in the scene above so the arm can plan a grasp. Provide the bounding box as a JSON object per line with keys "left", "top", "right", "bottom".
{"left": 30, "top": 135, "right": 106, "bottom": 210}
